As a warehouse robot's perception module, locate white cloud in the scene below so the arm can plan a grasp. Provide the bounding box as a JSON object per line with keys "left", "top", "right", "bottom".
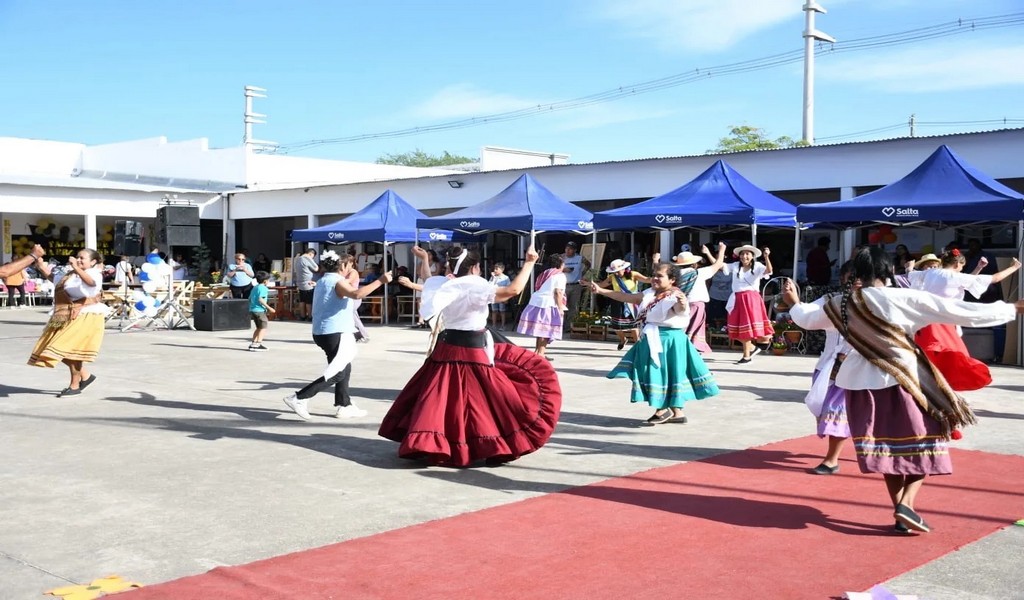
{"left": 821, "top": 42, "right": 1024, "bottom": 92}
{"left": 590, "top": 0, "right": 805, "bottom": 53}
{"left": 409, "top": 84, "right": 539, "bottom": 120}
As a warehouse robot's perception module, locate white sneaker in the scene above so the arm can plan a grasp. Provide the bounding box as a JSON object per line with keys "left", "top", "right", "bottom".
{"left": 334, "top": 404, "right": 368, "bottom": 418}
{"left": 283, "top": 394, "right": 311, "bottom": 421}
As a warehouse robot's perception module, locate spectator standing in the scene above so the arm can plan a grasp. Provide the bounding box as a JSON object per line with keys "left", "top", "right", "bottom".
{"left": 488, "top": 262, "right": 512, "bottom": 330}
{"left": 293, "top": 248, "right": 318, "bottom": 321}
{"left": 561, "top": 241, "right": 590, "bottom": 332}
{"left": 3, "top": 254, "right": 28, "bottom": 308}
{"left": 223, "top": 253, "right": 255, "bottom": 299}
{"left": 806, "top": 236, "right": 835, "bottom": 286}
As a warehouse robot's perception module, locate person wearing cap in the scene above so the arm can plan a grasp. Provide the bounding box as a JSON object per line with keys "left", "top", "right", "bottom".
{"left": 674, "top": 242, "right": 727, "bottom": 354}
{"left": 593, "top": 258, "right": 652, "bottom": 350}
{"left": 560, "top": 241, "right": 590, "bottom": 333}
{"left": 723, "top": 243, "right": 774, "bottom": 364}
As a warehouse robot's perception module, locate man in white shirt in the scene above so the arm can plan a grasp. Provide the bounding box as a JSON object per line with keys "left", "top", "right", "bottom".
{"left": 560, "top": 241, "right": 590, "bottom": 332}
{"left": 170, "top": 253, "right": 189, "bottom": 280}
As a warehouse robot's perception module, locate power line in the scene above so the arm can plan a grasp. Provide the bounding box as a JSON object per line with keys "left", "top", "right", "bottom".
{"left": 816, "top": 118, "right": 1024, "bottom": 143}
{"left": 275, "top": 12, "right": 1024, "bottom": 153}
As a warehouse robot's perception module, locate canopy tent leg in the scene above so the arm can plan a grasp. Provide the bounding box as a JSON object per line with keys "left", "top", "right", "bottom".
{"left": 590, "top": 230, "right": 598, "bottom": 313}
{"left": 383, "top": 242, "right": 389, "bottom": 325}
{"left": 1018, "top": 220, "right": 1023, "bottom": 366}
{"left": 792, "top": 224, "right": 801, "bottom": 283}
{"left": 751, "top": 223, "right": 758, "bottom": 248}
{"left": 413, "top": 229, "right": 420, "bottom": 325}
{"left": 528, "top": 231, "right": 535, "bottom": 291}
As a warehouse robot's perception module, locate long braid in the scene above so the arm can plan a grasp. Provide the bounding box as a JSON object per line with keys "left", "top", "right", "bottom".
{"left": 838, "top": 279, "right": 853, "bottom": 335}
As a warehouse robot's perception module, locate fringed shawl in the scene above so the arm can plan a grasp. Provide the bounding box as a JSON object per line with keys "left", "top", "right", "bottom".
{"left": 822, "top": 289, "right": 975, "bottom": 438}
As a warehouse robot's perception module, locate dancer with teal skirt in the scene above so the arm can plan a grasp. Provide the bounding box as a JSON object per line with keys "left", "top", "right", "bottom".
{"left": 587, "top": 262, "right": 719, "bottom": 425}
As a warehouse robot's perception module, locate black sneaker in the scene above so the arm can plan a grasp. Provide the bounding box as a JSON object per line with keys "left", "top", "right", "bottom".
{"left": 736, "top": 357, "right": 752, "bottom": 364}
{"left": 894, "top": 521, "right": 914, "bottom": 535}
{"left": 250, "top": 344, "right": 269, "bottom": 352}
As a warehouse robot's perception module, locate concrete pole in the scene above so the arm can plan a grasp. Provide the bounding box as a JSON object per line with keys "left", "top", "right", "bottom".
{"left": 84, "top": 214, "right": 97, "bottom": 251}
{"left": 802, "top": 1, "right": 835, "bottom": 145}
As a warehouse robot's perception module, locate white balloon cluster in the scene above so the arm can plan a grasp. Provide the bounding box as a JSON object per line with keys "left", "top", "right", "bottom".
{"left": 132, "top": 252, "right": 172, "bottom": 317}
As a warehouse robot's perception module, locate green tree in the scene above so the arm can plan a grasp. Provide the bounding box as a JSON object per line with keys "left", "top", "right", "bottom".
{"left": 708, "top": 125, "right": 809, "bottom": 154}
{"left": 375, "top": 149, "right": 473, "bottom": 167}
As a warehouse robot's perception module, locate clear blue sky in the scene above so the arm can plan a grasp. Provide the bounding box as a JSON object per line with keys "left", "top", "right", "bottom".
{"left": 1, "top": 0, "right": 1022, "bottom": 164}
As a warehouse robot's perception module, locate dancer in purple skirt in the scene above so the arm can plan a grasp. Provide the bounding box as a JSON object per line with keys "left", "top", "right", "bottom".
{"left": 782, "top": 247, "right": 1024, "bottom": 534}
{"left": 517, "top": 254, "right": 566, "bottom": 359}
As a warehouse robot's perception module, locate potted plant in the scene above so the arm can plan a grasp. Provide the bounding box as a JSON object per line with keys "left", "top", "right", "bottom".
{"left": 770, "top": 336, "right": 790, "bottom": 355}
{"left": 775, "top": 316, "right": 803, "bottom": 344}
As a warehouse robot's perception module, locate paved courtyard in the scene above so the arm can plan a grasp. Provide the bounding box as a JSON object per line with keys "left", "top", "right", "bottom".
{"left": 1, "top": 308, "right": 1022, "bottom": 599}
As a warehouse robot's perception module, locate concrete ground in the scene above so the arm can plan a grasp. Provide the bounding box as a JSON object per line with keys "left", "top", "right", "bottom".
{"left": 1, "top": 307, "right": 1022, "bottom": 599}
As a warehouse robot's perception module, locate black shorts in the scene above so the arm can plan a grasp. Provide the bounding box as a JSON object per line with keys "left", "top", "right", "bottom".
{"left": 299, "top": 289, "right": 315, "bottom": 304}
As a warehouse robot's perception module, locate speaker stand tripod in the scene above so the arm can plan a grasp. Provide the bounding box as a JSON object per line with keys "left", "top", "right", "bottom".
{"left": 120, "top": 278, "right": 196, "bottom": 332}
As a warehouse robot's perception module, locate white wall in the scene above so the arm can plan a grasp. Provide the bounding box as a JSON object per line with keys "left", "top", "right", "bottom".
{"left": 246, "top": 153, "right": 460, "bottom": 189}
{"left": 0, "top": 137, "right": 83, "bottom": 176}
{"left": 82, "top": 137, "right": 248, "bottom": 185}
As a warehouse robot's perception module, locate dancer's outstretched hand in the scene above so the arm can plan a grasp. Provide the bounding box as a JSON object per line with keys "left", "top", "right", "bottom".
{"left": 525, "top": 246, "right": 539, "bottom": 262}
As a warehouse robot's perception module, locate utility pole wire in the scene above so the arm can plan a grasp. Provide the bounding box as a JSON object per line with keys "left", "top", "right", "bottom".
{"left": 275, "top": 12, "right": 1024, "bottom": 153}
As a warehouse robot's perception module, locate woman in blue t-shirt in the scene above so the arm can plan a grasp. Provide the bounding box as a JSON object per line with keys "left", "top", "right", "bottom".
{"left": 282, "top": 250, "right": 391, "bottom": 421}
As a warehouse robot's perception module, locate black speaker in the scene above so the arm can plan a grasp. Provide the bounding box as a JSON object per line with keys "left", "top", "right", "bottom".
{"left": 193, "top": 299, "right": 251, "bottom": 331}
{"left": 157, "top": 225, "right": 201, "bottom": 247}
{"left": 157, "top": 205, "right": 200, "bottom": 227}
{"left": 114, "top": 220, "right": 143, "bottom": 255}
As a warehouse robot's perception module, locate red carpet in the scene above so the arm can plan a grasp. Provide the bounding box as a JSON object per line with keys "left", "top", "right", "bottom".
{"left": 126, "top": 436, "right": 1024, "bottom": 599}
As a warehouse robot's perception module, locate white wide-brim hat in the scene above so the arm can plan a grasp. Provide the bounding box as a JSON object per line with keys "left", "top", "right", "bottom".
{"left": 916, "top": 253, "right": 940, "bottom": 268}
{"left": 733, "top": 244, "right": 762, "bottom": 259}
{"left": 674, "top": 251, "right": 702, "bottom": 266}
{"left": 606, "top": 259, "right": 631, "bottom": 273}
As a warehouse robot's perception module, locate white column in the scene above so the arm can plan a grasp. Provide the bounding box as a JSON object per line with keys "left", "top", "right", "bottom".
{"left": 222, "top": 194, "right": 235, "bottom": 262}
{"left": 839, "top": 186, "right": 856, "bottom": 260}
{"left": 85, "top": 214, "right": 97, "bottom": 251}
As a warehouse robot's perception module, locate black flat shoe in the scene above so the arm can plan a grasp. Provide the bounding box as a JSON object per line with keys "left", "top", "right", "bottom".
{"left": 643, "top": 410, "right": 673, "bottom": 426}
{"left": 736, "top": 357, "right": 752, "bottom": 364}
{"left": 808, "top": 463, "right": 839, "bottom": 475}
{"left": 895, "top": 504, "right": 931, "bottom": 533}
{"left": 79, "top": 374, "right": 97, "bottom": 390}
{"left": 617, "top": 341, "right": 626, "bottom": 350}
{"left": 667, "top": 415, "right": 688, "bottom": 424}
{"left": 58, "top": 387, "right": 81, "bottom": 397}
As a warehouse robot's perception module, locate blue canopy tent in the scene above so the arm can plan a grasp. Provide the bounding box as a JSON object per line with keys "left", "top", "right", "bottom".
{"left": 593, "top": 159, "right": 798, "bottom": 273}
{"left": 417, "top": 173, "right": 594, "bottom": 310}
{"left": 291, "top": 189, "right": 465, "bottom": 324}
{"left": 417, "top": 173, "right": 594, "bottom": 236}
{"left": 796, "top": 144, "right": 1024, "bottom": 365}
{"left": 797, "top": 145, "right": 1024, "bottom": 226}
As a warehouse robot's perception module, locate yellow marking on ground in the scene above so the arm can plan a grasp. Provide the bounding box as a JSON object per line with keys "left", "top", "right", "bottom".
{"left": 45, "top": 575, "right": 142, "bottom": 599}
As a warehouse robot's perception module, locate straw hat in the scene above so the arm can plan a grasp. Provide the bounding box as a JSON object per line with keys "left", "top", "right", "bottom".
{"left": 606, "top": 259, "right": 631, "bottom": 273}
{"left": 915, "top": 253, "right": 940, "bottom": 268}
{"left": 733, "top": 244, "right": 762, "bottom": 259}
{"left": 674, "top": 251, "right": 702, "bottom": 266}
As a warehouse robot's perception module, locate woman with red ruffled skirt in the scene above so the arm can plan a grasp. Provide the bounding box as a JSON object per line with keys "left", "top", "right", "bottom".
{"left": 908, "top": 249, "right": 1021, "bottom": 391}
{"left": 379, "top": 245, "right": 562, "bottom": 467}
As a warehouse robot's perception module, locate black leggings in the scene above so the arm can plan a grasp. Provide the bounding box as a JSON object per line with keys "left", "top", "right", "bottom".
{"left": 295, "top": 333, "right": 352, "bottom": 407}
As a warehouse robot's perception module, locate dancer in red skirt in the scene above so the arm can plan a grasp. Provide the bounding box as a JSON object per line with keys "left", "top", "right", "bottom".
{"left": 724, "top": 244, "right": 774, "bottom": 363}
{"left": 784, "top": 247, "right": 1024, "bottom": 533}
{"left": 379, "top": 245, "right": 562, "bottom": 467}
{"left": 908, "top": 249, "right": 1020, "bottom": 391}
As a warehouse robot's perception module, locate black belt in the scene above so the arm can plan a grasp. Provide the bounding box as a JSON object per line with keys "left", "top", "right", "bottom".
{"left": 566, "top": 282, "right": 582, "bottom": 286}
{"left": 438, "top": 329, "right": 488, "bottom": 348}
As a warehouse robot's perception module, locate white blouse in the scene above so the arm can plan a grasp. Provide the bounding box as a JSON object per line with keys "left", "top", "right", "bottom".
{"left": 57, "top": 267, "right": 109, "bottom": 316}
{"left": 790, "top": 287, "right": 1015, "bottom": 391}
{"left": 421, "top": 275, "right": 497, "bottom": 331}
{"left": 908, "top": 268, "right": 992, "bottom": 301}
{"left": 639, "top": 288, "right": 690, "bottom": 329}
{"left": 528, "top": 272, "right": 567, "bottom": 310}
{"left": 685, "top": 266, "right": 716, "bottom": 304}
{"left": 723, "top": 262, "right": 768, "bottom": 294}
